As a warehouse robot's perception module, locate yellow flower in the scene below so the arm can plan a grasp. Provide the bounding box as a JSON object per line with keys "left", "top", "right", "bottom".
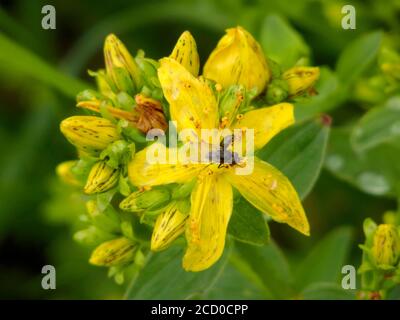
{"left": 170, "top": 31, "right": 200, "bottom": 76}
{"left": 203, "top": 26, "right": 270, "bottom": 95}
{"left": 56, "top": 160, "right": 81, "bottom": 187}
{"left": 127, "top": 58, "right": 309, "bottom": 272}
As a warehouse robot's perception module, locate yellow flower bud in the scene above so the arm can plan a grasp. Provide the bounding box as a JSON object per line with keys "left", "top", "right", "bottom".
{"left": 282, "top": 66, "right": 320, "bottom": 97}
{"left": 119, "top": 188, "right": 170, "bottom": 212}
{"left": 151, "top": 202, "right": 188, "bottom": 251}
{"left": 104, "top": 34, "right": 141, "bottom": 92}
{"left": 56, "top": 160, "right": 81, "bottom": 187}
{"left": 170, "top": 31, "right": 200, "bottom": 76}
{"left": 84, "top": 161, "right": 119, "bottom": 194}
{"left": 203, "top": 26, "right": 270, "bottom": 95}
{"left": 371, "top": 224, "right": 400, "bottom": 268}
{"left": 60, "top": 116, "right": 120, "bottom": 155}
{"left": 89, "top": 237, "right": 137, "bottom": 267}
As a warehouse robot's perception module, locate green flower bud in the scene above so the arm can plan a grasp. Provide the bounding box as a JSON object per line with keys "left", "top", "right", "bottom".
{"left": 265, "top": 79, "right": 289, "bottom": 104}
{"left": 86, "top": 200, "right": 120, "bottom": 233}
{"left": 119, "top": 188, "right": 170, "bottom": 212}
{"left": 371, "top": 224, "right": 400, "bottom": 268}
{"left": 89, "top": 237, "right": 137, "bottom": 267}
{"left": 84, "top": 161, "right": 120, "bottom": 194}
{"left": 73, "top": 226, "right": 114, "bottom": 247}
{"left": 104, "top": 34, "right": 142, "bottom": 92}
{"left": 171, "top": 179, "right": 196, "bottom": 200}
{"left": 76, "top": 89, "right": 104, "bottom": 103}
{"left": 60, "top": 116, "right": 120, "bottom": 155}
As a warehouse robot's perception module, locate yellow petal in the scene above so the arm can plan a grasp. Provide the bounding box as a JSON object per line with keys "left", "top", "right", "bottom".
{"left": 151, "top": 202, "right": 189, "bottom": 251}
{"left": 225, "top": 158, "right": 309, "bottom": 235}
{"left": 158, "top": 58, "right": 218, "bottom": 136}
{"left": 128, "top": 143, "right": 203, "bottom": 187}
{"left": 203, "top": 26, "right": 270, "bottom": 95}
{"left": 231, "top": 103, "right": 294, "bottom": 150}
{"left": 183, "top": 173, "right": 233, "bottom": 271}
{"left": 170, "top": 31, "right": 200, "bottom": 76}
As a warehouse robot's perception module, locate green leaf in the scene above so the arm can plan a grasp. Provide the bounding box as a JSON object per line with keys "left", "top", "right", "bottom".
{"left": 125, "top": 244, "right": 230, "bottom": 299}
{"left": 351, "top": 96, "right": 400, "bottom": 151}
{"left": 295, "top": 227, "right": 353, "bottom": 290}
{"left": 294, "top": 67, "right": 342, "bottom": 121}
{"left": 257, "top": 116, "right": 330, "bottom": 199}
{"left": 301, "top": 282, "right": 355, "bottom": 300}
{"left": 0, "top": 32, "right": 89, "bottom": 98}
{"left": 336, "top": 31, "right": 382, "bottom": 86}
{"left": 325, "top": 127, "right": 400, "bottom": 197}
{"left": 235, "top": 241, "right": 295, "bottom": 299}
{"left": 206, "top": 263, "right": 268, "bottom": 299}
{"left": 228, "top": 197, "right": 270, "bottom": 246}
{"left": 260, "top": 14, "right": 310, "bottom": 70}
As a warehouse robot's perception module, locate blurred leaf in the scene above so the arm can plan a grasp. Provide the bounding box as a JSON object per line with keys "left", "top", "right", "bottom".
{"left": 258, "top": 116, "right": 330, "bottom": 199}
{"left": 295, "top": 227, "right": 353, "bottom": 290}
{"left": 206, "top": 263, "right": 267, "bottom": 299}
{"left": 295, "top": 67, "right": 342, "bottom": 121}
{"left": 0, "top": 32, "right": 89, "bottom": 98}
{"left": 235, "top": 241, "right": 295, "bottom": 299}
{"left": 125, "top": 244, "right": 230, "bottom": 299}
{"left": 301, "top": 282, "right": 355, "bottom": 300}
{"left": 326, "top": 127, "right": 400, "bottom": 197}
{"left": 228, "top": 197, "right": 270, "bottom": 246}
{"left": 336, "top": 31, "right": 382, "bottom": 86}
{"left": 260, "top": 14, "right": 310, "bottom": 70}
{"left": 351, "top": 96, "right": 400, "bottom": 151}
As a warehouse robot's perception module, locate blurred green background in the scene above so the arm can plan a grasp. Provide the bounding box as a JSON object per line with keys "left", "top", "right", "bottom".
{"left": 0, "top": 0, "right": 398, "bottom": 299}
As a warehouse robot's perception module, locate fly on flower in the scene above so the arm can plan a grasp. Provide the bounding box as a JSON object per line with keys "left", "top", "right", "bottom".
{"left": 125, "top": 26, "right": 310, "bottom": 272}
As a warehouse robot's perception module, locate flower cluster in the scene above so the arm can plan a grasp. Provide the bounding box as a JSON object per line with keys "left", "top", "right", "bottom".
{"left": 57, "top": 26, "right": 320, "bottom": 280}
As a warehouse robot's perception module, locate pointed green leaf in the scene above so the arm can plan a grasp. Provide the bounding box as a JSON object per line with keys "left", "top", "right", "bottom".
{"left": 336, "top": 31, "right": 382, "bottom": 86}
{"left": 351, "top": 96, "right": 400, "bottom": 151}
{"left": 295, "top": 227, "right": 353, "bottom": 289}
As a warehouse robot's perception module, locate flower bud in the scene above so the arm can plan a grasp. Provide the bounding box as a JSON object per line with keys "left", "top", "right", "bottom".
{"left": 74, "top": 226, "right": 114, "bottom": 247}
{"left": 265, "top": 79, "right": 289, "bottom": 105}
{"left": 84, "top": 161, "right": 120, "bottom": 194}
{"left": 282, "top": 66, "right": 320, "bottom": 97}
{"left": 56, "top": 160, "right": 81, "bottom": 187}
{"left": 203, "top": 26, "right": 270, "bottom": 95}
{"left": 89, "top": 237, "right": 137, "bottom": 267}
{"left": 60, "top": 116, "right": 120, "bottom": 155}
{"left": 171, "top": 179, "right": 196, "bottom": 200}
{"left": 170, "top": 31, "right": 200, "bottom": 76}
{"left": 151, "top": 202, "right": 188, "bottom": 251}
{"left": 86, "top": 200, "right": 120, "bottom": 233}
{"left": 104, "top": 34, "right": 141, "bottom": 92}
{"left": 119, "top": 188, "right": 170, "bottom": 212}
{"left": 371, "top": 224, "right": 400, "bottom": 268}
